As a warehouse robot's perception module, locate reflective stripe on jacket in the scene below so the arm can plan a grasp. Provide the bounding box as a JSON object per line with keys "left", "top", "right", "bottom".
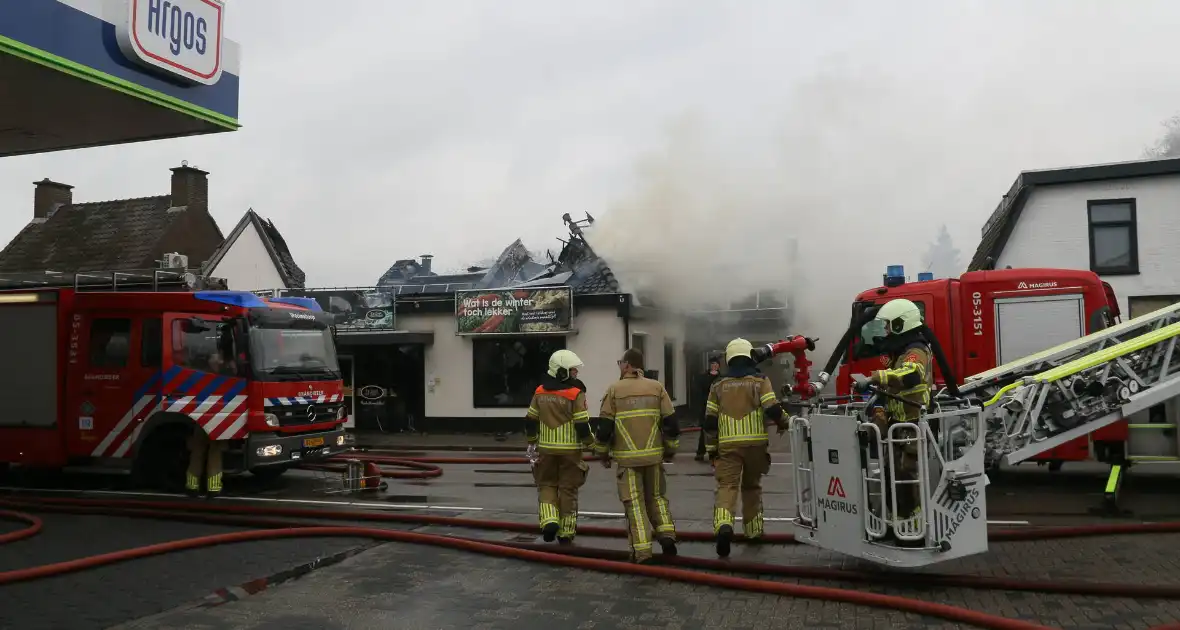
{"left": 706, "top": 373, "right": 778, "bottom": 448}
{"left": 527, "top": 385, "right": 592, "bottom": 453}
{"left": 596, "top": 372, "right": 676, "bottom": 467}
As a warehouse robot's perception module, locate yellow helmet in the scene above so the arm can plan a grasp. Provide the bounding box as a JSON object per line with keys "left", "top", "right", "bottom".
{"left": 725, "top": 338, "right": 754, "bottom": 363}
{"left": 548, "top": 349, "right": 583, "bottom": 379}
{"left": 861, "top": 298, "right": 923, "bottom": 344}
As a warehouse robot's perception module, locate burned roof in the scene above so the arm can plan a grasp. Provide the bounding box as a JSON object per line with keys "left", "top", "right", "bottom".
{"left": 969, "top": 156, "right": 1180, "bottom": 271}
{"left": 0, "top": 195, "right": 188, "bottom": 273}
{"left": 203, "top": 209, "right": 307, "bottom": 288}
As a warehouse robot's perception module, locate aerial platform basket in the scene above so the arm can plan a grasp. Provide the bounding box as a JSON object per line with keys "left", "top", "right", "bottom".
{"left": 789, "top": 399, "right": 990, "bottom": 568}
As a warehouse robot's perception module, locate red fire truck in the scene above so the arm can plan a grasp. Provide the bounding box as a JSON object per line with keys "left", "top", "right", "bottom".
{"left": 0, "top": 275, "right": 347, "bottom": 490}
{"left": 836, "top": 266, "right": 1123, "bottom": 469}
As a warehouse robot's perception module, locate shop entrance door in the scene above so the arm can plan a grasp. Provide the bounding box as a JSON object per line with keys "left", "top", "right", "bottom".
{"left": 339, "top": 355, "right": 356, "bottom": 429}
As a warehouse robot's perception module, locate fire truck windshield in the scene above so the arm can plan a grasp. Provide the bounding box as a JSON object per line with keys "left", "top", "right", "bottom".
{"left": 248, "top": 326, "right": 340, "bottom": 381}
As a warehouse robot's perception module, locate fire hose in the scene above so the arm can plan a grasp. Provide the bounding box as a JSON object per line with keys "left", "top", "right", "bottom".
{"left": 3, "top": 492, "right": 1180, "bottom": 630}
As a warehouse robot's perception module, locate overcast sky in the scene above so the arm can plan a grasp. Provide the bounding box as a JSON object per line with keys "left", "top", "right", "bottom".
{"left": 2, "top": 0, "right": 1180, "bottom": 303}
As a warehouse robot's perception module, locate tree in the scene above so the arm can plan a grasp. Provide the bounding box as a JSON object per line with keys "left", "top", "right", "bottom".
{"left": 1143, "top": 114, "right": 1180, "bottom": 159}
{"left": 923, "top": 224, "right": 962, "bottom": 280}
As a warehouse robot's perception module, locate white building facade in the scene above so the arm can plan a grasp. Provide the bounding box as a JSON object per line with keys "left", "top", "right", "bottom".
{"left": 971, "top": 157, "right": 1180, "bottom": 320}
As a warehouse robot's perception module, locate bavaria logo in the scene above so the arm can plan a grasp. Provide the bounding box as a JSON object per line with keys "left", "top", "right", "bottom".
{"left": 827, "top": 476, "right": 846, "bottom": 498}
{"left": 359, "top": 385, "right": 385, "bottom": 401}
{"left": 116, "top": 0, "right": 226, "bottom": 85}
{"left": 1017, "top": 281, "right": 1058, "bottom": 290}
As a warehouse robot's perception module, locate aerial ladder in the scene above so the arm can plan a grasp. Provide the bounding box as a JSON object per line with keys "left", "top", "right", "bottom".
{"left": 961, "top": 300, "right": 1180, "bottom": 514}
{"left": 784, "top": 300, "right": 1180, "bottom": 567}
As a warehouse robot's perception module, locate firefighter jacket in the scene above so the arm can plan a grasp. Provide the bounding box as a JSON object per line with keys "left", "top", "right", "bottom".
{"left": 703, "top": 365, "right": 783, "bottom": 453}
{"left": 869, "top": 341, "right": 932, "bottom": 423}
{"left": 525, "top": 376, "right": 593, "bottom": 454}
{"left": 593, "top": 371, "right": 679, "bottom": 467}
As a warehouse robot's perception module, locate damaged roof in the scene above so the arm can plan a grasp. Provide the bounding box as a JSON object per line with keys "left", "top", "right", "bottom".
{"left": 0, "top": 195, "right": 193, "bottom": 273}
{"left": 969, "top": 156, "right": 1180, "bottom": 271}
{"left": 202, "top": 209, "right": 307, "bottom": 288}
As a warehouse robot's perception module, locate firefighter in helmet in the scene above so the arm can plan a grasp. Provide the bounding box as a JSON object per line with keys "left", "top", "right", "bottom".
{"left": 593, "top": 348, "right": 680, "bottom": 563}
{"left": 525, "top": 349, "right": 594, "bottom": 544}
{"left": 186, "top": 429, "right": 227, "bottom": 498}
{"left": 703, "top": 338, "right": 786, "bottom": 557}
{"left": 851, "top": 298, "right": 933, "bottom": 528}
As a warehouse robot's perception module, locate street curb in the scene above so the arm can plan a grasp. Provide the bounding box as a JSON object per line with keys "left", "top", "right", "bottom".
{"left": 109, "top": 542, "right": 384, "bottom": 628}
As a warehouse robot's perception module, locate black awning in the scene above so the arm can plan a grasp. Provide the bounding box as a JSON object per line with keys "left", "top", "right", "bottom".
{"left": 334, "top": 330, "right": 435, "bottom": 346}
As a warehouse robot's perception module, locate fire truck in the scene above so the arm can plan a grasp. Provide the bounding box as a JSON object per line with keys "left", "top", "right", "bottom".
{"left": 788, "top": 294, "right": 1180, "bottom": 566}
{"left": 0, "top": 271, "right": 347, "bottom": 490}
{"left": 835, "top": 266, "right": 1122, "bottom": 470}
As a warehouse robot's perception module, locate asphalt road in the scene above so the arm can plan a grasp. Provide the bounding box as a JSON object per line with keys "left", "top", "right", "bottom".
{"left": 2, "top": 438, "right": 1180, "bottom": 629}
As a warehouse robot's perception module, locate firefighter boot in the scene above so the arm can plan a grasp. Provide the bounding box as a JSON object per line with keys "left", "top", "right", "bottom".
{"left": 658, "top": 535, "right": 678, "bottom": 556}
{"left": 542, "top": 522, "right": 559, "bottom": 542}
{"left": 716, "top": 524, "right": 734, "bottom": 558}
{"left": 184, "top": 472, "right": 201, "bottom": 498}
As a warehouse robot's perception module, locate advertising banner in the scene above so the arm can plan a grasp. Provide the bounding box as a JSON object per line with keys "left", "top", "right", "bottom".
{"left": 456, "top": 287, "right": 573, "bottom": 335}
{"left": 279, "top": 288, "right": 395, "bottom": 331}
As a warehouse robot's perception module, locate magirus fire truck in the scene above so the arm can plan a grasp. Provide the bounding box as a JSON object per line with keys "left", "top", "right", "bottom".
{"left": 0, "top": 271, "right": 348, "bottom": 491}
{"left": 835, "top": 265, "right": 1121, "bottom": 470}
{"left": 787, "top": 295, "right": 1180, "bottom": 567}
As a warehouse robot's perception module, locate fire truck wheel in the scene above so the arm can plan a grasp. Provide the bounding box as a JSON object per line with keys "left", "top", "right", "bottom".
{"left": 250, "top": 465, "right": 291, "bottom": 482}
{"left": 131, "top": 424, "right": 190, "bottom": 493}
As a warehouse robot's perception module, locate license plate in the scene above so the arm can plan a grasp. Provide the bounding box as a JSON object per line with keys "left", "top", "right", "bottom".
{"left": 303, "top": 437, "right": 325, "bottom": 448}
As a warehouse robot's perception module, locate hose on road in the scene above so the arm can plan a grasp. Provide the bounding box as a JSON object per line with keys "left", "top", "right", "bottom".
{"left": 3, "top": 495, "right": 1180, "bottom": 630}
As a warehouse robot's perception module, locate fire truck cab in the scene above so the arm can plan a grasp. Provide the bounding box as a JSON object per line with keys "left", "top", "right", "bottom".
{"left": 837, "top": 265, "right": 1121, "bottom": 468}
{"left": 0, "top": 276, "right": 347, "bottom": 490}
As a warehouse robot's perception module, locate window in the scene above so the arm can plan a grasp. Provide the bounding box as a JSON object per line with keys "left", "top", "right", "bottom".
{"left": 472, "top": 336, "right": 566, "bottom": 408}
{"left": 1129, "top": 295, "right": 1180, "bottom": 319}
{"left": 1088, "top": 199, "right": 1138, "bottom": 275}
{"left": 89, "top": 318, "right": 132, "bottom": 368}
{"left": 141, "top": 318, "right": 162, "bottom": 367}
{"left": 631, "top": 333, "right": 647, "bottom": 357}
{"left": 663, "top": 340, "right": 676, "bottom": 400}
{"left": 171, "top": 318, "right": 238, "bottom": 376}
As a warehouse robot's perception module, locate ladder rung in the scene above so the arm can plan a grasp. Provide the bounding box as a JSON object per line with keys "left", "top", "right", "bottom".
{"left": 1127, "top": 455, "right": 1180, "bottom": 461}
{"left": 1128, "top": 423, "right": 1177, "bottom": 429}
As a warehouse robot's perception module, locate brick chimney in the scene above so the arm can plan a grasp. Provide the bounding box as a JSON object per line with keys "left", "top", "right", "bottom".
{"left": 170, "top": 163, "right": 209, "bottom": 211}
{"left": 33, "top": 178, "right": 73, "bottom": 219}
{"left": 420, "top": 254, "right": 433, "bottom": 274}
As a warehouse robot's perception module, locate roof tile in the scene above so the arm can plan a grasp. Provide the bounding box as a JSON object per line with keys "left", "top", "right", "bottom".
{"left": 0, "top": 195, "right": 184, "bottom": 273}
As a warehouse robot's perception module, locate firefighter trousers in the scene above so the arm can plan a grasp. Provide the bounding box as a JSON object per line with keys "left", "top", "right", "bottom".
{"left": 616, "top": 463, "right": 676, "bottom": 562}
{"left": 186, "top": 430, "right": 227, "bottom": 495}
{"left": 532, "top": 451, "right": 589, "bottom": 538}
{"left": 713, "top": 443, "right": 771, "bottom": 538}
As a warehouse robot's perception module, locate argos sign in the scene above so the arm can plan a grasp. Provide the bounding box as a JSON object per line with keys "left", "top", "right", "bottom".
{"left": 115, "top": 0, "right": 225, "bottom": 85}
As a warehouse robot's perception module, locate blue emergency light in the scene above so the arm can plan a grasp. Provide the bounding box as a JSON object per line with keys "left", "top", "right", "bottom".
{"left": 917, "top": 272, "right": 934, "bottom": 281}
{"left": 194, "top": 291, "right": 269, "bottom": 308}
{"left": 883, "top": 265, "right": 906, "bottom": 288}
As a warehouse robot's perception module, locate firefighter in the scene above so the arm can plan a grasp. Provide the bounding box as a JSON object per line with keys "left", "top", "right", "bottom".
{"left": 851, "top": 297, "right": 933, "bottom": 529}
{"left": 593, "top": 348, "right": 680, "bottom": 563}
{"left": 524, "top": 350, "right": 594, "bottom": 544}
{"left": 702, "top": 338, "right": 786, "bottom": 557}
{"left": 185, "top": 428, "right": 226, "bottom": 498}
{"left": 694, "top": 355, "right": 723, "bottom": 462}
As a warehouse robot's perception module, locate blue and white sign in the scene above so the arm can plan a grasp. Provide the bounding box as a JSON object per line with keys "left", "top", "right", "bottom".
{"left": 114, "top": 0, "right": 225, "bottom": 85}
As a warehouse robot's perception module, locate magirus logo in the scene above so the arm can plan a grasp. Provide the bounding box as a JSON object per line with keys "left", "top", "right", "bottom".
{"left": 1017, "top": 281, "right": 1058, "bottom": 289}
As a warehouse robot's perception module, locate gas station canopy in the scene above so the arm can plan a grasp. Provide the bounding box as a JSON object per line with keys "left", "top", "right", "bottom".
{"left": 0, "top": 0, "right": 241, "bottom": 157}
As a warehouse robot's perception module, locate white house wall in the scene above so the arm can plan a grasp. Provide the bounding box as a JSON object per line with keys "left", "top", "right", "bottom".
{"left": 994, "top": 174, "right": 1180, "bottom": 316}
{"left": 208, "top": 223, "right": 285, "bottom": 291}
{"left": 627, "top": 315, "right": 687, "bottom": 406}
{"left": 398, "top": 307, "right": 686, "bottom": 419}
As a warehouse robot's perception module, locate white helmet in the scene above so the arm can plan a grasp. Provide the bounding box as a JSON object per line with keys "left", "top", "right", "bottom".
{"left": 547, "top": 349, "right": 584, "bottom": 380}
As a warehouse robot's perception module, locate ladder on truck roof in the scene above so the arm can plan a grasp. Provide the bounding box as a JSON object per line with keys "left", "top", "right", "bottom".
{"left": 979, "top": 311, "right": 1180, "bottom": 467}
{"left": 961, "top": 300, "right": 1180, "bottom": 394}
